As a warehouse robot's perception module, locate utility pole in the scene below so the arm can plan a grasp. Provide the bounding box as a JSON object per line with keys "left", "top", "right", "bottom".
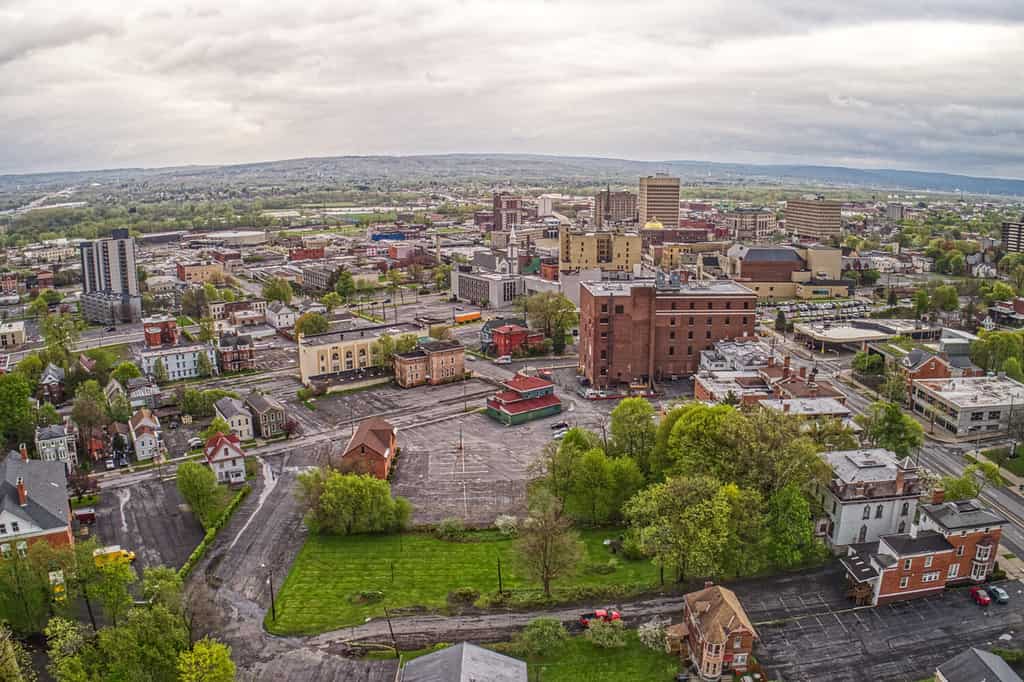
{"left": 384, "top": 607, "right": 400, "bottom": 658}
{"left": 261, "top": 563, "right": 277, "bottom": 622}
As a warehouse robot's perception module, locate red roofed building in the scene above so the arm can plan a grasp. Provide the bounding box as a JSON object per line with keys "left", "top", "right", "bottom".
{"left": 204, "top": 433, "right": 246, "bottom": 484}
{"left": 339, "top": 417, "right": 397, "bottom": 479}
{"left": 491, "top": 324, "right": 545, "bottom": 358}
{"left": 485, "top": 373, "right": 562, "bottom": 425}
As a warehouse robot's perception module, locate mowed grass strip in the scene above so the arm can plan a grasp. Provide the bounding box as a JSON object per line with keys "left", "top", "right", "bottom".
{"left": 397, "top": 633, "right": 679, "bottom": 681}
{"left": 269, "top": 529, "right": 659, "bottom": 635}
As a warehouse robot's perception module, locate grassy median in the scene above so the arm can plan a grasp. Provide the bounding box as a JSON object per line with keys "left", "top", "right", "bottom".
{"left": 267, "top": 529, "right": 660, "bottom": 635}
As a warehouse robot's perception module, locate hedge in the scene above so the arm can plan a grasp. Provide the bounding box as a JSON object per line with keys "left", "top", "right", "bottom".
{"left": 178, "top": 484, "right": 251, "bottom": 580}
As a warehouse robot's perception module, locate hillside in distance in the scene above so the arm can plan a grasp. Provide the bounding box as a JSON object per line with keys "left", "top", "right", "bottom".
{"left": 2, "top": 154, "right": 1023, "bottom": 197}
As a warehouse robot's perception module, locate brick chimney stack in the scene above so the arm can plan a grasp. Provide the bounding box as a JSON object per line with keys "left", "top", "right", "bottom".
{"left": 798, "top": 366, "right": 807, "bottom": 379}
{"left": 783, "top": 356, "right": 791, "bottom": 379}
{"left": 16, "top": 477, "right": 26, "bottom": 506}
{"left": 19, "top": 444, "right": 27, "bottom": 461}
{"left": 931, "top": 487, "right": 945, "bottom": 505}
{"left": 895, "top": 467, "right": 905, "bottom": 495}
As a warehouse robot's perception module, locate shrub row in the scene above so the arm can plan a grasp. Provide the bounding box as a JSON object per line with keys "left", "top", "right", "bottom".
{"left": 178, "top": 484, "right": 251, "bottom": 580}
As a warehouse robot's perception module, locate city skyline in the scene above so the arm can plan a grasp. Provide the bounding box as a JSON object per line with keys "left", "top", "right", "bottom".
{"left": 2, "top": 1, "right": 1024, "bottom": 177}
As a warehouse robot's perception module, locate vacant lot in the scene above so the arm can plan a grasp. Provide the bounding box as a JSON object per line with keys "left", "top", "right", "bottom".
{"left": 269, "top": 529, "right": 657, "bottom": 635}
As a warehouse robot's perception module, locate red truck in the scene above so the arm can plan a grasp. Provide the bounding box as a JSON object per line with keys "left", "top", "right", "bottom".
{"left": 578, "top": 608, "right": 621, "bottom": 628}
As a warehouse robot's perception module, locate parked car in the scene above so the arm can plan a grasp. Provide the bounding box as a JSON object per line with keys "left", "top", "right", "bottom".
{"left": 104, "top": 458, "right": 115, "bottom": 471}
{"left": 550, "top": 421, "right": 570, "bottom": 430}
{"left": 579, "top": 609, "right": 621, "bottom": 628}
{"left": 106, "top": 326, "right": 116, "bottom": 332}
{"left": 188, "top": 437, "right": 203, "bottom": 448}
{"left": 984, "top": 584, "right": 1010, "bottom": 604}
{"left": 970, "top": 586, "right": 992, "bottom": 606}
{"left": 73, "top": 508, "right": 96, "bottom": 525}
{"left": 552, "top": 430, "right": 568, "bottom": 441}
{"left": 493, "top": 355, "right": 512, "bottom": 365}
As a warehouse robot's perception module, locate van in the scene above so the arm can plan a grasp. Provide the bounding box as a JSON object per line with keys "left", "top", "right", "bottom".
{"left": 93, "top": 545, "right": 136, "bottom": 567}
{"left": 73, "top": 508, "right": 96, "bottom": 525}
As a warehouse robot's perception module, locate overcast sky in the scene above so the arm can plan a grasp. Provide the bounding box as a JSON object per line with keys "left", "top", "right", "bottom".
{"left": 2, "top": 1, "right": 1024, "bottom": 177}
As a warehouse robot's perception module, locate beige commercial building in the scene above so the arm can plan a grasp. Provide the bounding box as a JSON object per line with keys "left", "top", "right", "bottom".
{"left": 724, "top": 209, "right": 778, "bottom": 243}
{"left": 786, "top": 198, "right": 842, "bottom": 241}
{"left": 558, "top": 227, "right": 641, "bottom": 273}
{"left": 298, "top": 329, "right": 383, "bottom": 385}
{"left": 638, "top": 174, "right": 680, "bottom": 229}
{"left": 725, "top": 245, "right": 848, "bottom": 300}
{"left": 175, "top": 261, "right": 225, "bottom": 284}
{"left": 593, "top": 189, "right": 637, "bottom": 228}
{"left": 0, "top": 320, "right": 26, "bottom": 349}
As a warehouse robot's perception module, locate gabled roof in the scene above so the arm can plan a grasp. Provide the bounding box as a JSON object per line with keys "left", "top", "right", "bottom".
{"left": 204, "top": 433, "right": 244, "bottom": 463}
{"left": 244, "top": 391, "right": 286, "bottom": 415}
{"left": 683, "top": 585, "right": 757, "bottom": 645}
{"left": 0, "top": 453, "right": 69, "bottom": 533}
{"left": 937, "top": 647, "right": 1022, "bottom": 682}
{"left": 401, "top": 642, "right": 526, "bottom": 682}
{"left": 129, "top": 408, "right": 159, "bottom": 431}
{"left": 503, "top": 374, "right": 553, "bottom": 393}
{"left": 36, "top": 424, "right": 70, "bottom": 441}
{"left": 343, "top": 417, "right": 395, "bottom": 458}
{"left": 880, "top": 530, "right": 954, "bottom": 557}
{"left": 215, "top": 396, "right": 250, "bottom": 420}
{"left": 39, "top": 363, "right": 65, "bottom": 384}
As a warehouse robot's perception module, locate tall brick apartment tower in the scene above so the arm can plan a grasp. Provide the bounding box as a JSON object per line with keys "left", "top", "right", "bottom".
{"left": 578, "top": 276, "right": 756, "bottom": 390}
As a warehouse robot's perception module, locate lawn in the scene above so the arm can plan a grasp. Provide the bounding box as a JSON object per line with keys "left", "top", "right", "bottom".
{"left": 980, "top": 447, "right": 1024, "bottom": 477}
{"left": 269, "top": 529, "right": 660, "bottom": 635}
{"left": 393, "top": 633, "right": 679, "bottom": 681}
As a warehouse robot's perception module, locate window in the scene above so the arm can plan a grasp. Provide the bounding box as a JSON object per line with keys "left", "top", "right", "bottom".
{"left": 671, "top": 302, "right": 677, "bottom": 310}
{"left": 0, "top": 524, "right": 5, "bottom": 535}
{"left": 862, "top": 505, "right": 871, "bottom": 520}
{"left": 921, "top": 571, "right": 940, "bottom": 583}
{"left": 743, "top": 317, "right": 748, "bottom": 325}
{"left": 615, "top": 305, "right": 624, "bottom": 314}
{"left": 957, "top": 545, "right": 965, "bottom": 557}
{"left": 924, "top": 555, "right": 933, "bottom": 568}
{"left": 707, "top": 302, "right": 713, "bottom": 309}
{"left": 898, "top": 521, "right": 906, "bottom": 533}
{"left": 899, "top": 576, "right": 909, "bottom": 589}
{"left": 875, "top": 504, "right": 884, "bottom": 519}
{"left": 733, "top": 636, "right": 742, "bottom": 649}
{"left": 15, "top": 542, "right": 26, "bottom": 558}
{"left": 733, "top": 654, "right": 747, "bottom": 666}
{"left": 971, "top": 411, "right": 983, "bottom": 421}
{"left": 706, "top": 317, "right": 712, "bottom": 326}
{"left": 600, "top": 350, "right": 606, "bottom": 359}
{"left": 669, "top": 331, "right": 675, "bottom": 340}
{"left": 10, "top": 522, "right": 18, "bottom": 533}
{"left": 601, "top": 304, "right": 608, "bottom": 313}
{"left": 948, "top": 563, "right": 959, "bottom": 579}
{"left": 903, "top": 558, "right": 912, "bottom": 570}
{"left": 689, "top": 302, "right": 694, "bottom": 309}
{"left": 831, "top": 501, "right": 836, "bottom": 514}
{"left": 706, "top": 331, "right": 711, "bottom": 340}
{"left": 900, "top": 502, "right": 909, "bottom": 517}
{"left": 687, "top": 346, "right": 693, "bottom": 356}
{"left": 743, "top": 301, "right": 749, "bottom": 309}
{"left": 669, "top": 318, "right": 675, "bottom": 326}
{"left": 0, "top": 544, "right": 9, "bottom": 559}
{"left": 976, "top": 545, "right": 992, "bottom": 561}
{"left": 668, "top": 347, "right": 674, "bottom": 356}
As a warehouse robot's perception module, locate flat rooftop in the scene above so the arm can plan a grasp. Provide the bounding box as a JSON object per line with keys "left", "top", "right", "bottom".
{"left": 759, "top": 397, "right": 851, "bottom": 417}
{"left": 582, "top": 278, "right": 755, "bottom": 297}
{"left": 914, "top": 376, "right": 1024, "bottom": 408}
{"left": 822, "top": 448, "right": 905, "bottom": 484}
{"left": 794, "top": 323, "right": 891, "bottom": 344}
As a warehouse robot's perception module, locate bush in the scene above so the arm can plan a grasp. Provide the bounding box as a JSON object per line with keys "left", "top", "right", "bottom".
{"left": 495, "top": 515, "right": 518, "bottom": 537}
{"left": 434, "top": 517, "right": 466, "bottom": 542}
{"left": 349, "top": 590, "right": 384, "bottom": 605}
{"left": 585, "top": 619, "right": 626, "bottom": 648}
{"left": 637, "top": 618, "right": 669, "bottom": 652}
{"left": 178, "top": 485, "right": 251, "bottom": 579}
{"left": 447, "top": 587, "right": 480, "bottom": 606}
{"left": 994, "top": 648, "right": 1024, "bottom": 664}
{"left": 619, "top": 534, "right": 646, "bottom": 561}
{"left": 515, "top": 617, "right": 568, "bottom": 657}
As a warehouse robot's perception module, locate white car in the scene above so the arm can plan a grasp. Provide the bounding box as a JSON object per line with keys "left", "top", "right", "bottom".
{"left": 493, "top": 355, "right": 512, "bottom": 365}
{"left": 188, "top": 437, "right": 203, "bottom": 448}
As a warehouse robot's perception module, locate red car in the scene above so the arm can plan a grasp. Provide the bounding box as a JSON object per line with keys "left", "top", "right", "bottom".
{"left": 579, "top": 609, "right": 621, "bottom": 628}
{"left": 970, "top": 586, "right": 992, "bottom": 606}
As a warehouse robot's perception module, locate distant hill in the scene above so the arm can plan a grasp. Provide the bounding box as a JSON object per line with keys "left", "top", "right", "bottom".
{"left": 2, "top": 153, "right": 1023, "bottom": 197}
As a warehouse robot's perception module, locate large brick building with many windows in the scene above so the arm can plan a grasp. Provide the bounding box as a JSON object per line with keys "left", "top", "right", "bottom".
{"left": 578, "top": 276, "right": 756, "bottom": 390}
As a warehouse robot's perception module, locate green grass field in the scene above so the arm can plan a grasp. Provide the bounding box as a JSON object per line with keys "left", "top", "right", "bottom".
{"left": 269, "top": 530, "right": 659, "bottom": 635}
{"left": 393, "top": 633, "right": 679, "bottom": 680}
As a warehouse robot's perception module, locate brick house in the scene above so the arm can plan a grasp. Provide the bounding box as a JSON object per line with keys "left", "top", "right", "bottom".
{"left": 217, "top": 333, "right": 255, "bottom": 373}
{"left": 204, "top": 433, "right": 246, "bottom": 484}
{"left": 340, "top": 417, "right": 396, "bottom": 479}
{"left": 918, "top": 493, "right": 1006, "bottom": 584}
{"left": 0, "top": 448, "right": 73, "bottom": 552}
{"left": 244, "top": 392, "right": 288, "bottom": 438}
{"left": 840, "top": 493, "right": 1005, "bottom": 606}
{"left": 485, "top": 374, "right": 562, "bottom": 426}
{"left": 393, "top": 340, "right": 465, "bottom": 388}
{"left": 491, "top": 324, "right": 545, "bottom": 357}
{"left": 673, "top": 584, "right": 758, "bottom": 681}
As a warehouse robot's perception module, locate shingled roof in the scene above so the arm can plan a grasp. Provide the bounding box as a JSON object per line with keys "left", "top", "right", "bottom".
{"left": 401, "top": 642, "right": 526, "bottom": 682}
{"left": 343, "top": 417, "right": 395, "bottom": 459}
{"left": 0, "top": 453, "right": 69, "bottom": 534}
{"left": 684, "top": 584, "right": 758, "bottom": 645}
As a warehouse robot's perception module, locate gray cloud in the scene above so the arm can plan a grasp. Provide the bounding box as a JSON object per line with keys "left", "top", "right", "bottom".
{"left": 1, "top": 1, "right": 1024, "bottom": 176}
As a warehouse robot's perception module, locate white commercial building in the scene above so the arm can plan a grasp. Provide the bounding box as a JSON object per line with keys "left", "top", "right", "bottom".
{"left": 139, "top": 343, "right": 219, "bottom": 381}
{"left": 911, "top": 375, "right": 1024, "bottom": 439}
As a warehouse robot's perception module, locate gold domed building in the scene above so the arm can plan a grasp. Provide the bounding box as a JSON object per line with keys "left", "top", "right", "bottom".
{"left": 643, "top": 217, "right": 664, "bottom": 230}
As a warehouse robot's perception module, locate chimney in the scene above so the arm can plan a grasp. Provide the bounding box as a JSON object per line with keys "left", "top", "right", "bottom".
{"left": 931, "top": 487, "right": 945, "bottom": 505}
{"left": 798, "top": 365, "right": 806, "bottom": 379}
{"left": 18, "top": 443, "right": 27, "bottom": 462}
{"left": 783, "top": 356, "right": 791, "bottom": 379}
{"left": 16, "top": 477, "right": 26, "bottom": 507}
{"left": 783, "top": 402, "right": 791, "bottom": 414}
{"left": 768, "top": 356, "right": 775, "bottom": 368}
{"left": 895, "top": 467, "right": 905, "bottom": 495}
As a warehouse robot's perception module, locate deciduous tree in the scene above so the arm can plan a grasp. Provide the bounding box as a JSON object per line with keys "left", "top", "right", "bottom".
{"left": 855, "top": 401, "right": 923, "bottom": 458}
{"left": 177, "top": 638, "right": 236, "bottom": 682}
{"left": 294, "top": 312, "right": 329, "bottom": 338}
{"left": 111, "top": 361, "right": 142, "bottom": 384}
{"left": 177, "top": 462, "right": 221, "bottom": 528}
{"left": 609, "top": 397, "right": 656, "bottom": 475}
{"left": 199, "top": 417, "right": 232, "bottom": 441}
{"left": 262, "top": 277, "right": 293, "bottom": 304}
{"left": 295, "top": 470, "right": 411, "bottom": 535}
{"left": 152, "top": 358, "right": 168, "bottom": 383}
{"left": 515, "top": 488, "right": 583, "bottom": 597}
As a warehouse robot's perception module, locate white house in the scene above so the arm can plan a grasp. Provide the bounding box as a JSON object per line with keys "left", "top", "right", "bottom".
{"left": 214, "top": 396, "right": 254, "bottom": 441}
{"left": 129, "top": 408, "right": 162, "bottom": 461}
{"left": 204, "top": 433, "right": 246, "bottom": 483}
{"left": 815, "top": 448, "right": 922, "bottom": 549}
{"left": 265, "top": 301, "right": 297, "bottom": 331}
{"left": 34, "top": 421, "right": 78, "bottom": 468}
{"left": 138, "top": 343, "right": 218, "bottom": 381}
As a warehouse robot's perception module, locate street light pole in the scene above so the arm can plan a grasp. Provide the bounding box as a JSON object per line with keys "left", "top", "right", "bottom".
{"left": 261, "top": 563, "right": 277, "bottom": 622}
